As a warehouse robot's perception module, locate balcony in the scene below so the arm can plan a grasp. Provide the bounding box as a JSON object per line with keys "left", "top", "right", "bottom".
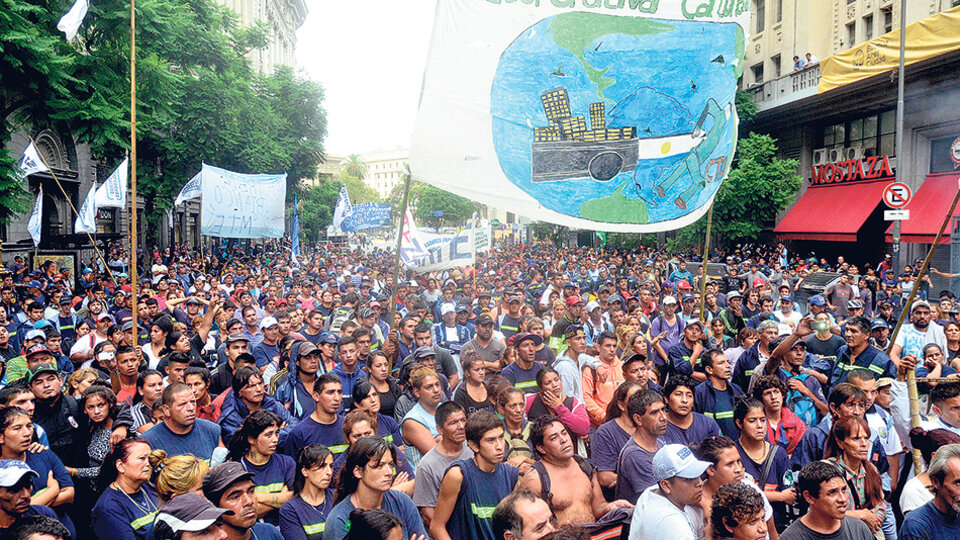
{"left": 745, "top": 64, "right": 821, "bottom": 112}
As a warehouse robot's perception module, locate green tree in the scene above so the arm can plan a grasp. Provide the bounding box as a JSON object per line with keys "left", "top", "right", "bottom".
{"left": 529, "top": 222, "right": 570, "bottom": 247}
{"left": 339, "top": 154, "right": 367, "bottom": 183}
{"left": 298, "top": 179, "right": 338, "bottom": 240}
{"left": 410, "top": 183, "right": 476, "bottom": 228}
{"left": 341, "top": 175, "right": 379, "bottom": 203}
{"left": 667, "top": 132, "right": 801, "bottom": 250}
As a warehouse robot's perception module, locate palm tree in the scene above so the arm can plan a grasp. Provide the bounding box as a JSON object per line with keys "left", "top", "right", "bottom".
{"left": 338, "top": 154, "right": 367, "bottom": 182}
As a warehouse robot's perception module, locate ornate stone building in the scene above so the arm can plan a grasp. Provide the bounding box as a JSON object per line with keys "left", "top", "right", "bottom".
{"left": 218, "top": 0, "right": 308, "bottom": 74}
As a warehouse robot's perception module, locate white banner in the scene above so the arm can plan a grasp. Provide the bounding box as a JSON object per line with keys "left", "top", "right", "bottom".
{"left": 18, "top": 142, "right": 48, "bottom": 179}
{"left": 94, "top": 157, "right": 127, "bottom": 208}
{"left": 27, "top": 187, "right": 43, "bottom": 246}
{"left": 57, "top": 0, "right": 89, "bottom": 40}
{"left": 333, "top": 184, "right": 353, "bottom": 230}
{"left": 175, "top": 171, "right": 202, "bottom": 206}
{"left": 400, "top": 212, "right": 489, "bottom": 272}
{"left": 200, "top": 163, "right": 287, "bottom": 238}
{"left": 411, "top": 0, "right": 748, "bottom": 232}
{"left": 75, "top": 185, "right": 97, "bottom": 233}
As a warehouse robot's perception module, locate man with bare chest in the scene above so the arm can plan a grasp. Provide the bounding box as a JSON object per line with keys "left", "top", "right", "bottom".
{"left": 522, "top": 416, "right": 633, "bottom": 527}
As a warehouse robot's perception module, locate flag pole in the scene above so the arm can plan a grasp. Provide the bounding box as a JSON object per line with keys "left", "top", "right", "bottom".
{"left": 129, "top": 0, "right": 140, "bottom": 344}
{"left": 27, "top": 136, "right": 117, "bottom": 287}
{"left": 698, "top": 205, "right": 714, "bottom": 323}
{"left": 386, "top": 169, "right": 412, "bottom": 370}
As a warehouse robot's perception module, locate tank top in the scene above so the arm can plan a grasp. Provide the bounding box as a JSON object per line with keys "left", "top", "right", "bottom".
{"left": 446, "top": 458, "right": 519, "bottom": 540}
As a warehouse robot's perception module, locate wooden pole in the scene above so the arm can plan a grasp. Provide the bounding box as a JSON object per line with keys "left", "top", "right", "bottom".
{"left": 129, "top": 0, "right": 139, "bottom": 343}
{"left": 27, "top": 137, "right": 117, "bottom": 287}
{"left": 386, "top": 171, "right": 413, "bottom": 370}
{"left": 698, "top": 206, "right": 713, "bottom": 322}
{"left": 886, "top": 181, "right": 960, "bottom": 474}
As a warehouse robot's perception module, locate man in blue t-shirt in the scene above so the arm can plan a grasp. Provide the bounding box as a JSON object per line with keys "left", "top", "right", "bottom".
{"left": 663, "top": 374, "right": 721, "bottom": 446}
{"left": 282, "top": 373, "right": 348, "bottom": 460}
{"left": 0, "top": 459, "right": 60, "bottom": 540}
{"left": 202, "top": 462, "right": 282, "bottom": 540}
{"left": 899, "top": 444, "right": 960, "bottom": 540}
{"left": 142, "top": 382, "right": 223, "bottom": 462}
{"left": 500, "top": 333, "right": 545, "bottom": 394}
{"left": 616, "top": 389, "right": 668, "bottom": 504}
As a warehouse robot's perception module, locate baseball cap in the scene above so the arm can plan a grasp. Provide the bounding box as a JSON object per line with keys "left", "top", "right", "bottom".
{"left": 413, "top": 346, "right": 437, "bottom": 360}
{"left": 685, "top": 319, "right": 704, "bottom": 329}
{"left": 0, "top": 459, "right": 38, "bottom": 488}
{"left": 293, "top": 341, "right": 319, "bottom": 359}
{"left": 23, "top": 329, "right": 46, "bottom": 342}
{"left": 202, "top": 462, "right": 254, "bottom": 504}
{"left": 565, "top": 295, "right": 584, "bottom": 307}
{"left": 653, "top": 444, "right": 711, "bottom": 481}
{"left": 258, "top": 316, "right": 279, "bottom": 330}
{"left": 24, "top": 344, "right": 51, "bottom": 359}
{"left": 121, "top": 321, "right": 135, "bottom": 332}
{"left": 662, "top": 295, "right": 678, "bottom": 306}
{"left": 455, "top": 304, "right": 469, "bottom": 314}
{"left": 440, "top": 303, "right": 456, "bottom": 316}
{"left": 727, "top": 291, "right": 742, "bottom": 300}
{"left": 564, "top": 324, "right": 586, "bottom": 340}
{"left": 26, "top": 280, "right": 40, "bottom": 289}
{"left": 808, "top": 295, "right": 827, "bottom": 307}
{"left": 357, "top": 307, "right": 375, "bottom": 319}
{"left": 681, "top": 293, "right": 695, "bottom": 303}
{"left": 877, "top": 377, "right": 894, "bottom": 389}
{"left": 27, "top": 363, "right": 58, "bottom": 384}
{"left": 58, "top": 296, "right": 73, "bottom": 306}
{"left": 752, "top": 278, "right": 765, "bottom": 288}
{"left": 186, "top": 298, "right": 202, "bottom": 305}
{"left": 585, "top": 301, "right": 601, "bottom": 313}
{"left": 224, "top": 333, "right": 249, "bottom": 344}
{"left": 622, "top": 353, "right": 646, "bottom": 367}
{"left": 912, "top": 300, "right": 932, "bottom": 312}
{"left": 319, "top": 333, "right": 338, "bottom": 345}
{"left": 871, "top": 318, "right": 889, "bottom": 330}
{"left": 97, "top": 312, "right": 113, "bottom": 322}
{"left": 155, "top": 493, "right": 232, "bottom": 534}
{"left": 476, "top": 314, "right": 494, "bottom": 326}
{"left": 780, "top": 295, "right": 793, "bottom": 303}
{"left": 513, "top": 332, "right": 544, "bottom": 347}
{"left": 677, "top": 280, "right": 692, "bottom": 290}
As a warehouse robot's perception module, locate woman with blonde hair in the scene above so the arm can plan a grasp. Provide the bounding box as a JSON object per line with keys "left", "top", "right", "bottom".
{"left": 148, "top": 449, "right": 210, "bottom": 503}
{"left": 66, "top": 368, "right": 100, "bottom": 397}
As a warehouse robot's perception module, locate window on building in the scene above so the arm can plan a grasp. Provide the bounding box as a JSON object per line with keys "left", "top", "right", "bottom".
{"left": 820, "top": 110, "right": 896, "bottom": 158}
{"left": 883, "top": 7, "right": 893, "bottom": 32}
{"left": 846, "top": 22, "right": 856, "bottom": 47}
{"left": 930, "top": 136, "right": 959, "bottom": 174}
{"left": 755, "top": 0, "right": 765, "bottom": 32}
{"left": 777, "top": 0, "right": 783, "bottom": 22}
{"left": 864, "top": 14, "right": 873, "bottom": 40}
{"left": 772, "top": 55, "right": 781, "bottom": 77}
{"left": 751, "top": 63, "right": 764, "bottom": 84}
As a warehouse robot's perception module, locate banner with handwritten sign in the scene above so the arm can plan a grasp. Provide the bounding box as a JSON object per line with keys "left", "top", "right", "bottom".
{"left": 200, "top": 164, "right": 287, "bottom": 238}
{"left": 411, "top": 0, "right": 749, "bottom": 232}
{"left": 340, "top": 203, "right": 392, "bottom": 232}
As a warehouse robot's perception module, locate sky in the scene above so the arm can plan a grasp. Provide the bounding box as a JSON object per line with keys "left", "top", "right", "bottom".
{"left": 296, "top": 2, "right": 437, "bottom": 157}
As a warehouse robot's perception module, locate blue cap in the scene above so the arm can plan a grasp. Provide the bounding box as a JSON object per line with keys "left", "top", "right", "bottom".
{"left": 780, "top": 295, "right": 793, "bottom": 303}
{"left": 0, "top": 459, "right": 37, "bottom": 488}
{"left": 871, "top": 318, "right": 889, "bottom": 330}
{"left": 563, "top": 281, "right": 576, "bottom": 288}
{"left": 26, "top": 280, "right": 40, "bottom": 288}
{"left": 808, "top": 295, "right": 827, "bottom": 306}
{"left": 319, "top": 333, "right": 338, "bottom": 345}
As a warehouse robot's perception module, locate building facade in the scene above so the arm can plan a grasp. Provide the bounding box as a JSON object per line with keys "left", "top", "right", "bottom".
{"left": 216, "top": 0, "right": 308, "bottom": 74}
{"left": 744, "top": 0, "right": 959, "bottom": 87}
{"left": 359, "top": 149, "right": 409, "bottom": 200}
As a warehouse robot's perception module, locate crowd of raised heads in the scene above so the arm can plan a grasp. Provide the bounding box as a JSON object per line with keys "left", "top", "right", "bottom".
{"left": 0, "top": 238, "right": 958, "bottom": 540}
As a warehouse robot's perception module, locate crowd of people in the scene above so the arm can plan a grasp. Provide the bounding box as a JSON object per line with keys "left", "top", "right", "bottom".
{"left": 0, "top": 239, "right": 958, "bottom": 540}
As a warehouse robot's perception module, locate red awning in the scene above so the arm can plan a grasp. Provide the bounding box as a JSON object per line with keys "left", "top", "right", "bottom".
{"left": 774, "top": 180, "right": 889, "bottom": 242}
{"left": 884, "top": 172, "right": 960, "bottom": 244}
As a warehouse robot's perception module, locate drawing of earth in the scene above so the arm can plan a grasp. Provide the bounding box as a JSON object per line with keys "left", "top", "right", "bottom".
{"left": 490, "top": 12, "right": 744, "bottom": 224}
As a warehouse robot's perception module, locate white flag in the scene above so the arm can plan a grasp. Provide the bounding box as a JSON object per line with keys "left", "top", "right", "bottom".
{"left": 94, "top": 157, "right": 127, "bottom": 208}
{"left": 27, "top": 187, "right": 43, "bottom": 246}
{"left": 175, "top": 171, "right": 202, "bottom": 205}
{"left": 332, "top": 184, "right": 353, "bottom": 229}
{"left": 57, "top": 0, "right": 89, "bottom": 41}
{"left": 75, "top": 184, "right": 97, "bottom": 234}
{"left": 18, "top": 142, "right": 48, "bottom": 179}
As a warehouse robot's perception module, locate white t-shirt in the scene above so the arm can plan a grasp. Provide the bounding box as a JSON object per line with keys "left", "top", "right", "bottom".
{"left": 69, "top": 331, "right": 107, "bottom": 358}
{"left": 899, "top": 476, "right": 933, "bottom": 514}
{"left": 629, "top": 486, "right": 704, "bottom": 540}
{"left": 893, "top": 323, "right": 947, "bottom": 358}
{"left": 775, "top": 310, "right": 802, "bottom": 328}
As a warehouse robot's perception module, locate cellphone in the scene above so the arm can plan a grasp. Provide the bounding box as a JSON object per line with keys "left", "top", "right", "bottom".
{"left": 812, "top": 321, "right": 829, "bottom": 332}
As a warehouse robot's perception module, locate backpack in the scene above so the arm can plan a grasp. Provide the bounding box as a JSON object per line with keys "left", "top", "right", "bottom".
{"left": 326, "top": 306, "right": 354, "bottom": 333}
{"left": 784, "top": 373, "right": 818, "bottom": 427}
{"left": 532, "top": 457, "right": 631, "bottom": 540}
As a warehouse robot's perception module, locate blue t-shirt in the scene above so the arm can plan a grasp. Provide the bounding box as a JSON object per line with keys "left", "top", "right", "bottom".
{"left": 332, "top": 444, "right": 414, "bottom": 482}
{"left": 590, "top": 419, "right": 631, "bottom": 473}
{"left": 25, "top": 449, "right": 76, "bottom": 539}
{"left": 141, "top": 419, "right": 221, "bottom": 461}
{"left": 446, "top": 459, "right": 520, "bottom": 540}
{"left": 91, "top": 485, "right": 160, "bottom": 540}
{"left": 663, "top": 413, "right": 722, "bottom": 446}
{"left": 323, "top": 490, "right": 426, "bottom": 540}
{"left": 377, "top": 414, "right": 403, "bottom": 447}
{"left": 899, "top": 500, "right": 960, "bottom": 540}
{"left": 242, "top": 453, "right": 296, "bottom": 525}
{"left": 738, "top": 442, "right": 792, "bottom": 530}
{"left": 615, "top": 437, "right": 665, "bottom": 504}
{"left": 253, "top": 341, "right": 281, "bottom": 369}
{"left": 282, "top": 415, "right": 348, "bottom": 460}
{"left": 500, "top": 361, "right": 544, "bottom": 393}
{"left": 280, "top": 491, "right": 335, "bottom": 540}
{"left": 251, "top": 522, "right": 283, "bottom": 540}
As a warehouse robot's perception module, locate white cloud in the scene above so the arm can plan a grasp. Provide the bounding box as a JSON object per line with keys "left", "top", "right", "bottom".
{"left": 296, "top": 2, "right": 436, "bottom": 156}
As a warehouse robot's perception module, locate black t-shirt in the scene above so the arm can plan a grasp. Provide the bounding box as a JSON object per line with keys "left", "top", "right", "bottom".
{"left": 803, "top": 334, "right": 845, "bottom": 358}
{"left": 780, "top": 517, "right": 873, "bottom": 540}
{"left": 722, "top": 275, "right": 745, "bottom": 293}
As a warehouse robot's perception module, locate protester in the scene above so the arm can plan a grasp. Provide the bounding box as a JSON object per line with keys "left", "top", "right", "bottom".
{"left": 279, "top": 444, "right": 335, "bottom": 540}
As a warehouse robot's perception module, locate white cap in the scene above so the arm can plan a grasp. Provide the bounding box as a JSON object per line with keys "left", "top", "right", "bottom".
{"left": 662, "top": 295, "right": 678, "bottom": 306}
{"left": 440, "top": 303, "right": 456, "bottom": 316}
{"left": 585, "top": 301, "right": 601, "bottom": 312}
{"left": 259, "top": 316, "right": 279, "bottom": 330}
{"left": 653, "top": 444, "right": 711, "bottom": 481}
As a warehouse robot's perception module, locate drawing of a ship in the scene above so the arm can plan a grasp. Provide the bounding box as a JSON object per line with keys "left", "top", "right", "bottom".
{"left": 531, "top": 86, "right": 706, "bottom": 183}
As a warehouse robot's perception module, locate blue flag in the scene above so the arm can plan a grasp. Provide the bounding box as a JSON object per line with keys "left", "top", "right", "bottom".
{"left": 291, "top": 194, "right": 301, "bottom": 266}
